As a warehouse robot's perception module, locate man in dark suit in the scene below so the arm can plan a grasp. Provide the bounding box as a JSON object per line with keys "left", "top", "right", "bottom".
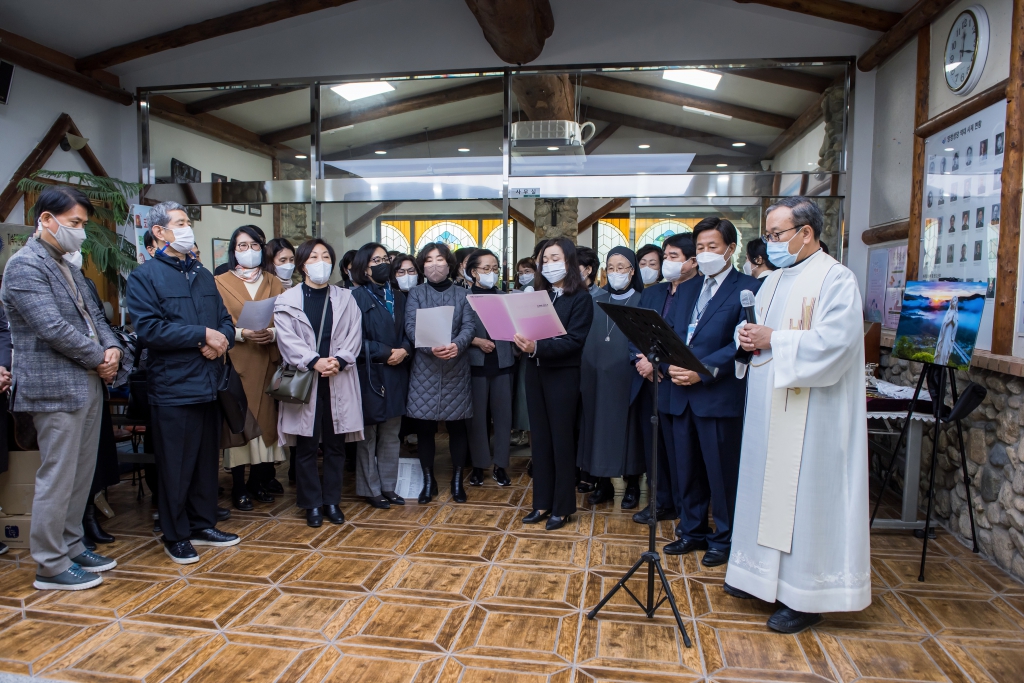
{"left": 661, "top": 217, "right": 761, "bottom": 567}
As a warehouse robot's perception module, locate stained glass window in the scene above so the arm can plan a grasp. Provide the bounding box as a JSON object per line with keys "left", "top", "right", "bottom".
{"left": 380, "top": 222, "right": 411, "bottom": 253}
{"left": 482, "top": 225, "right": 510, "bottom": 265}
{"left": 415, "top": 221, "right": 477, "bottom": 253}
{"left": 636, "top": 219, "right": 690, "bottom": 249}
{"left": 597, "top": 220, "right": 628, "bottom": 263}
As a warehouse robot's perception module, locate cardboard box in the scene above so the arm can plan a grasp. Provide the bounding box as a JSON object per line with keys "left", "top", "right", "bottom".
{"left": 2, "top": 514, "right": 31, "bottom": 548}
{"left": 0, "top": 483, "right": 33, "bottom": 515}
{"left": 0, "top": 451, "right": 40, "bottom": 515}
{"left": 5, "top": 451, "right": 41, "bottom": 484}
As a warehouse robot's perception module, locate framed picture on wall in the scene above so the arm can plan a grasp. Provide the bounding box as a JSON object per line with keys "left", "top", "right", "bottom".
{"left": 248, "top": 205, "right": 262, "bottom": 217}
{"left": 170, "top": 158, "right": 202, "bottom": 222}
{"left": 212, "top": 238, "right": 230, "bottom": 270}
{"left": 211, "top": 173, "right": 227, "bottom": 210}
{"left": 230, "top": 178, "right": 246, "bottom": 213}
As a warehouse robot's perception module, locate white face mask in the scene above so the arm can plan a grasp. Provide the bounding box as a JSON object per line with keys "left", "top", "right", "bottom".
{"left": 606, "top": 271, "right": 631, "bottom": 290}
{"left": 160, "top": 225, "right": 195, "bottom": 255}
{"left": 640, "top": 266, "right": 659, "bottom": 284}
{"left": 477, "top": 272, "right": 498, "bottom": 289}
{"left": 236, "top": 248, "right": 262, "bottom": 268}
{"left": 397, "top": 273, "right": 418, "bottom": 292}
{"left": 661, "top": 259, "right": 683, "bottom": 281}
{"left": 518, "top": 273, "right": 534, "bottom": 286}
{"left": 305, "top": 260, "right": 332, "bottom": 285}
{"left": 275, "top": 263, "right": 295, "bottom": 280}
{"left": 41, "top": 215, "right": 88, "bottom": 253}
{"left": 742, "top": 260, "right": 753, "bottom": 276}
{"left": 541, "top": 262, "right": 566, "bottom": 284}
{"left": 696, "top": 249, "right": 731, "bottom": 276}
{"left": 62, "top": 250, "right": 83, "bottom": 270}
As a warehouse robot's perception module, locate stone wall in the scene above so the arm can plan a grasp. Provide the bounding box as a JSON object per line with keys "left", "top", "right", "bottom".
{"left": 878, "top": 351, "right": 1024, "bottom": 580}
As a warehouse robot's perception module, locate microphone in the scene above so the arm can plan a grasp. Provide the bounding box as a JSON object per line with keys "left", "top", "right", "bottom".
{"left": 736, "top": 289, "right": 757, "bottom": 364}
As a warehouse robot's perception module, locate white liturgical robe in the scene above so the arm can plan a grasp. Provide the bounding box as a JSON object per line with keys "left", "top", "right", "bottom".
{"left": 725, "top": 250, "right": 871, "bottom": 614}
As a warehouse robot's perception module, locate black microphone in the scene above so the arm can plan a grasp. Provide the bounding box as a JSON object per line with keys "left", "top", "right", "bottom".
{"left": 736, "top": 289, "right": 757, "bottom": 364}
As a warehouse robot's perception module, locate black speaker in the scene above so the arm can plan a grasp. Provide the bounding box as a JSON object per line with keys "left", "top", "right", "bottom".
{"left": 0, "top": 60, "right": 13, "bottom": 106}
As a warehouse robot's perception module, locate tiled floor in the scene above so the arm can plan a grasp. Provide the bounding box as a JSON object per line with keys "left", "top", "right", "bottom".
{"left": 2, "top": 442, "right": 1024, "bottom": 682}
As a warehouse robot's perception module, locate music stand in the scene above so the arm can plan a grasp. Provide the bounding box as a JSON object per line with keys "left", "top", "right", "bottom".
{"left": 586, "top": 304, "right": 717, "bottom": 647}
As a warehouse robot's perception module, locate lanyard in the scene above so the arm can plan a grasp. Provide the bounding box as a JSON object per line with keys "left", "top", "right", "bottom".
{"left": 368, "top": 284, "right": 394, "bottom": 317}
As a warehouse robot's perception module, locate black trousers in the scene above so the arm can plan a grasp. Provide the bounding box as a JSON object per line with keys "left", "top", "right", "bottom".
{"left": 525, "top": 362, "right": 579, "bottom": 517}
{"left": 664, "top": 407, "right": 742, "bottom": 550}
{"left": 416, "top": 419, "right": 468, "bottom": 470}
{"left": 150, "top": 402, "right": 221, "bottom": 543}
{"left": 295, "top": 378, "right": 346, "bottom": 509}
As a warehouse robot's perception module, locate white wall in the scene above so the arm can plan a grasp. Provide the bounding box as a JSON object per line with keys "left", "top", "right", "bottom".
{"left": 149, "top": 119, "right": 274, "bottom": 263}
{"left": 869, "top": 37, "right": 918, "bottom": 228}
{"left": 775, "top": 121, "right": 827, "bottom": 175}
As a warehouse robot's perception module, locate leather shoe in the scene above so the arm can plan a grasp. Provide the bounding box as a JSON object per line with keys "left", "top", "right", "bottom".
{"left": 545, "top": 514, "right": 571, "bottom": 531}
{"left": 723, "top": 582, "right": 755, "bottom": 600}
{"left": 83, "top": 504, "right": 115, "bottom": 544}
{"left": 663, "top": 538, "right": 709, "bottom": 555}
{"left": 323, "top": 504, "right": 345, "bottom": 525}
{"left": 527, "top": 460, "right": 533, "bottom": 478}
{"left": 216, "top": 506, "right": 231, "bottom": 522}
{"left": 701, "top": 547, "right": 730, "bottom": 567}
{"left": 451, "top": 467, "right": 467, "bottom": 503}
{"left": 83, "top": 536, "right": 97, "bottom": 551}
{"left": 587, "top": 482, "right": 615, "bottom": 506}
{"left": 492, "top": 466, "right": 511, "bottom": 487}
{"left": 620, "top": 486, "right": 640, "bottom": 510}
{"left": 418, "top": 467, "right": 435, "bottom": 504}
{"left": 632, "top": 507, "right": 676, "bottom": 524}
{"left": 576, "top": 480, "right": 595, "bottom": 493}
{"left": 366, "top": 495, "right": 390, "bottom": 509}
{"left": 232, "top": 494, "right": 254, "bottom": 511}
{"left": 189, "top": 528, "right": 239, "bottom": 546}
{"left": 247, "top": 484, "right": 274, "bottom": 503}
{"left": 264, "top": 478, "right": 284, "bottom": 495}
{"left": 163, "top": 540, "right": 199, "bottom": 564}
{"left": 468, "top": 467, "right": 484, "bottom": 486}
{"left": 382, "top": 491, "right": 405, "bottom": 505}
{"left": 522, "top": 509, "right": 549, "bottom": 524}
{"left": 767, "top": 605, "right": 822, "bottom": 634}
{"left": 306, "top": 507, "right": 323, "bottom": 528}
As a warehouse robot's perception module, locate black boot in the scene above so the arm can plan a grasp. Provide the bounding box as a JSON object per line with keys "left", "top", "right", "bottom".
{"left": 451, "top": 467, "right": 467, "bottom": 503}
{"left": 83, "top": 503, "right": 115, "bottom": 545}
{"left": 468, "top": 467, "right": 484, "bottom": 486}
{"left": 418, "top": 467, "right": 435, "bottom": 504}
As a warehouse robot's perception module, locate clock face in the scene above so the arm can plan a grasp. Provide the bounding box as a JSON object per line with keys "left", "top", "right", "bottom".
{"left": 945, "top": 9, "right": 984, "bottom": 93}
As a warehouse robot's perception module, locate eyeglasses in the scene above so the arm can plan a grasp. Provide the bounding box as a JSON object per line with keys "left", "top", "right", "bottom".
{"left": 606, "top": 264, "right": 634, "bottom": 274}
{"left": 369, "top": 255, "right": 392, "bottom": 265}
{"left": 395, "top": 267, "right": 417, "bottom": 276}
{"left": 235, "top": 243, "right": 262, "bottom": 251}
{"left": 474, "top": 265, "right": 499, "bottom": 273}
{"left": 761, "top": 225, "right": 805, "bottom": 243}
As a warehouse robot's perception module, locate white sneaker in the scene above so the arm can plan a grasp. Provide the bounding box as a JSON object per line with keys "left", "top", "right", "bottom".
{"left": 34, "top": 564, "right": 103, "bottom": 591}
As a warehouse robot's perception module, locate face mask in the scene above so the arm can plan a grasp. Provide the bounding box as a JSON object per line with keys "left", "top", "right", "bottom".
{"left": 275, "top": 263, "right": 295, "bottom": 280}
{"left": 640, "top": 266, "right": 659, "bottom": 284}
{"left": 607, "top": 271, "right": 631, "bottom": 291}
{"left": 766, "top": 238, "right": 799, "bottom": 268}
{"left": 42, "top": 215, "right": 87, "bottom": 253}
{"left": 743, "top": 261, "right": 753, "bottom": 276}
{"left": 696, "top": 250, "right": 730, "bottom": 276}
{"left": 518, "top": 273, "right": 534, "bottom": 286}
{"left": 661, "top": 259, "right": 683, "bottom": 281}
{"left": 397, "top": 273, "right": 418, "bottom": 291}
{"left": 160, "top": 225, "right": 195, "bottom": 255}
{"left": 425, "top": 261, "right": 449, "bottom": 283}
{"left": 236, "top": 248, "right": 262, "bottom": 268}
{"left": 541, "top": 262, "right": 566, "bottom": 283}
{"left": 460, "top": 268, "right": 469, "bottom": 281}
{"left": 370, "top": 263, "right": 391, "bottom": 283}
{"left": 305, "top": 260, "right": 332, "bottom": 285}
{"left": 476, "top": 271, "right": 498, "bottom": 289}
{"left": 63, "top": 250, "right": 83, "bottom": 270}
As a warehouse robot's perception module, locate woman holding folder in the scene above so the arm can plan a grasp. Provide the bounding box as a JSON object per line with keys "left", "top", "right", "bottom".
{"left": 215, "top": 225, "right": 285, "bottom": 511}
{"left": 404, "top": 242, "right": 476, "bottom": 504}
{"left": 514, "top": 237, "right": 594, "bottom": 530}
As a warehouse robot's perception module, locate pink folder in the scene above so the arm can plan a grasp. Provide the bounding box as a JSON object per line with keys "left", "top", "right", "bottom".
{"left": 466, "top": 291, "right": 567, "bottom": 341}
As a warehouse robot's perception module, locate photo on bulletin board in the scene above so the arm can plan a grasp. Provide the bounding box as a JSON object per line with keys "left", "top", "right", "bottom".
{"left": 893, "top": 281, "right": 987, "bottom": 371}
{"left": 230, "top": 179, "right": 246, "bottom": 213}
{"left": 212, "top": 238, "right": 231, "bottom": 270}
{"left": 211, "top": 173, "right": 227, "bottom": 210}
{"left": 248, "top": 205, "right": 262, "bottom": 217}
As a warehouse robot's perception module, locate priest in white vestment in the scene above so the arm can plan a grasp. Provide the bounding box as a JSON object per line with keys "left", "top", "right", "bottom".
{"left": 726, "top": 197, "right": 870, "bottom": 634}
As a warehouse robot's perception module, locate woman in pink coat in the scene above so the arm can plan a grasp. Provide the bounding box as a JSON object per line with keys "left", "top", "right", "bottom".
{"left": 274, "top": 238, "right": 363, "bottom": 528}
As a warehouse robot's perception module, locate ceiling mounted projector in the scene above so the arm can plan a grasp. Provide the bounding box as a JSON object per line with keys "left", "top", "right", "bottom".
{"left": 511, "top": 120, "right": 595, "bottom": 157}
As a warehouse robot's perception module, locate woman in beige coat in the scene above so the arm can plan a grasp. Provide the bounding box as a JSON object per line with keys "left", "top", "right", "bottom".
{"left": 215, "top": 226, "right": 286, "bottom": 510}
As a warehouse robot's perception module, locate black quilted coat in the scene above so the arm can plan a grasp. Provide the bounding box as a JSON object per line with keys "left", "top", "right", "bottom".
{"left": 404, "top": 282, "right": 476, "bottom": 421}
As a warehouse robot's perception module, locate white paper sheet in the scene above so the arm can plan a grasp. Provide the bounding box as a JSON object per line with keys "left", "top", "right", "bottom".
{"left": 415, "top": 306, "right": 454, "bottom": 348}
{"left": 235, "top": 296, "right": 278, "bottom": 331}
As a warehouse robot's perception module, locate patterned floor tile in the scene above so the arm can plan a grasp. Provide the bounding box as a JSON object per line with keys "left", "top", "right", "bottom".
{"left": 337, "top": 596, "right": 471, "bottom": 653}
{"left": 125, "top": 579, "right": 272, "bottom": 630}
{"left": 376, "top": 558, "right": 489, "bottom": 602}
{"left": 0, "top": 614, "right": 109, "bottom": 676}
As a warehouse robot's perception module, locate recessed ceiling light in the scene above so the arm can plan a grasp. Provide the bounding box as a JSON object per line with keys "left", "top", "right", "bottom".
{"left": 638, "top": 144, "right": 650, "bottom": 149}
{"left": 331, "top": 81, "right": 395, "bottom": 101}
{"left": 807, "top": 162, "right": 815, "bottom": 166}
{"left": 732, "top": 142, "right": 746, "bottom": 147}
{"left": 375, "top": 150, "right": 387, "bottom": 155}
{"left": 458, "top": 148, "right": 470, "bottom": 152}
{"left": 662, "top": 69, "right": 722, "bottom": 90}
{"left": 547, "top": 146, "right": 559, "bottom": 151}
{"left": 682, "top": 105, "right": 732, "bottom": 120}
{"left": 945, "top": 147, "right": 955, "bottom": 151}
{"left": 294, "top": 154, "right": 307, "bottom": 159}
{"left": 717, "top": 163, "right": 728, "bottom": 167}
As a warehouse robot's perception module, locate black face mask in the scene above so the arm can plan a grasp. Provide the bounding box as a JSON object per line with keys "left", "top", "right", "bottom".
{"left": 370, "top": 263, "right": 391, "bottom": 283}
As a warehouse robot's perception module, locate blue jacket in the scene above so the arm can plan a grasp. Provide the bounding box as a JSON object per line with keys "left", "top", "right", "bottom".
{"left": 125, "top": 252, "right": 234, "bottom": 406}
{"left": 662, "top": 268, "right": 761, "bottom": 418}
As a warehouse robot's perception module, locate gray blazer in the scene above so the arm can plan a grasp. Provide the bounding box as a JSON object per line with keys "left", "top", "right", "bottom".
{"left": 1, "top": 239, "right": 120, "bottom": 412}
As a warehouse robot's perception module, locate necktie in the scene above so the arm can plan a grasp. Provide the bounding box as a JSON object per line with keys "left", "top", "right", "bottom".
{"left": 692, "top": 277, "right": 715, "bottom": 324}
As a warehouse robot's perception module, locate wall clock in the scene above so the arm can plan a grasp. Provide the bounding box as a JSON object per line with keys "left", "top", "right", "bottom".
{"left": 944, "top": 5, "right": 989, "bottom": 96}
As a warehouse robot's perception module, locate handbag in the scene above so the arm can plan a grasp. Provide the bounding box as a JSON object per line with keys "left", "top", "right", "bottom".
{"left": 218, "top": 354, "right": 248, "bottom": 434}
{"left": 265, "top": 294, "right": 330, "bottom": 405}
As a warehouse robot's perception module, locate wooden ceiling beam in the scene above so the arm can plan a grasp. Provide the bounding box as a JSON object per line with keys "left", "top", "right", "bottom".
{"left": 345, "top": 201, "right": 400, "bottom": 238}
{"left": 581, "top": 74, "right": 795, "bottom": 130}
{"left": 185, "top": 86, "right": 306, "bottom": 115}
{"left": 858, "top": 0, "right": 958, "bottom": 72}
{"left": 0, "top": 42, "right": 133, "bottom": 106}
{"left": 485, "top": 200, "right": 535, "bottom": 231}
{"left": 76, "top": 0, "right": 361, "bottom": 72}
{"left": 579, "top": 198, "right": 630, "bottom": 231}
{"left": 733, "top": 0, "right": 901, "bottom": 32}
{"left": 149, "top": 95, "right": 279, "bottom": 158}
{"left": 725, "top": 67, "right": 834, "bottom": 93}
{"left": 584, "top": 123, "right": 620, "bottom": 155}
{"left": 464, "top": 0, "right": 554, "bottom": 64}
{"left": 0, "top": 29, "right": 121, "bottom": 87}
{"left": 915, "top": 78, "right": 1009, "bottom": 139}
{"left": 262, "top": 77, "right": 502, "bottom": 145}
{"left": 322, "top": 115, "right": 503, "bottom": 161}
{"left": 584, "top": 105, "right": 766, "bottom": 155}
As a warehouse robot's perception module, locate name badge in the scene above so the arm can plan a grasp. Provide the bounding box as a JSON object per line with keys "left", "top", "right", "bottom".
{"left": 686, "top": 322, "right": 696, "bottom": 345}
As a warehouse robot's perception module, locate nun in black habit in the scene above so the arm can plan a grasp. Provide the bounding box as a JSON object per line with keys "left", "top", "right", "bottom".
{"left": 576, "top": 246, "right": 646, "bottom": 508}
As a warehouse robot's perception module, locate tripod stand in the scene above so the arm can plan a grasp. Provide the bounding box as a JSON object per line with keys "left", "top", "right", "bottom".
{"left": 870, "top": 363, "right": 982, "bottom": 581}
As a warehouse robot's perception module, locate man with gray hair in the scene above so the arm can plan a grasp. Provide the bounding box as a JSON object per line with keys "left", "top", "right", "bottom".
{"left": 126, "top": 201, "right": 239, "bottom": 565}
{"left": 726, "top": 196, "right": 869, "bottom": 633}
